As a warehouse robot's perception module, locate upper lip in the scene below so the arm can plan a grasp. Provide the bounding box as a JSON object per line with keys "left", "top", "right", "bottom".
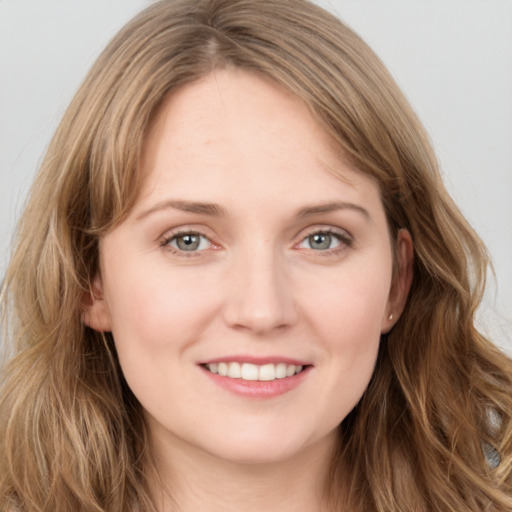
{"left": 199, "top": 355, "right": 311, "bottom": 366}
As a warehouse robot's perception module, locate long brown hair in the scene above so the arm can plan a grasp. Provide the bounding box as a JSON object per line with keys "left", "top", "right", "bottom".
{"left": 1, "top": 1, "right": 511, "bottom": 510}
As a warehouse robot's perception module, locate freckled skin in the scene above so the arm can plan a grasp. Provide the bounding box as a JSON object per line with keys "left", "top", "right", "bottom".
{"left": 85, "top": 69, "right": 411, "bottom": 471}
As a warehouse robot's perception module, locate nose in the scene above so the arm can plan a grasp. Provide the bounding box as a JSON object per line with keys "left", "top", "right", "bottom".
{"left": 222, "top": 247, "right": 298, "bottom": 336}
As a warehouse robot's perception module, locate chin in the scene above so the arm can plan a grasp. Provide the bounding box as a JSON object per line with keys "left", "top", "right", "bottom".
{"left": 195, "top": 425, "right": 337, "bottom": 467}
{"left": 206, "top": 442, "right": 305, "bottom": 466}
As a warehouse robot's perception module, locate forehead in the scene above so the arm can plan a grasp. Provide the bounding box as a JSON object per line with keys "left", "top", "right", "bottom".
{"left": 135, "top": 69, "right": 382, "bottom": 217}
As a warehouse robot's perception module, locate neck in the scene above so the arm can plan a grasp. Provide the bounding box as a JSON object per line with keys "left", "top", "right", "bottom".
{"left": 147, "top": 426, "right": 338, "bottom": 512}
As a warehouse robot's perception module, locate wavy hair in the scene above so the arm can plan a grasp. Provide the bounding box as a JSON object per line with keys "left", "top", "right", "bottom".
{"left": 1, "top": 0, "right": 511, "bottom": 510}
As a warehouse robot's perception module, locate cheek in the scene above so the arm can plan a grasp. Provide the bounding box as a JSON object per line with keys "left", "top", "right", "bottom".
{"left": 102, "top": 262, "right": 223, "bottom": 406}
{"left": 300, "top": 256, "right": 391, "bottom": 411}
{"left": 302, "top": 256, "right": 392, "bottom": 345}
{"left": 103, "top": 258, "right": 222, "bottom": 353}
{"left": 318, "top": 280, "right": 385, "bottom": 374}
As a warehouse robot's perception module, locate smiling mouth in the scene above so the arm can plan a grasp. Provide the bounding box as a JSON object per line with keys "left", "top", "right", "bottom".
{"left": 202, "top": 362, "right": 306, "bottom": 382}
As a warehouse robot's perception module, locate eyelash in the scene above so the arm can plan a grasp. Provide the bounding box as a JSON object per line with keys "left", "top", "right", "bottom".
{"left": 160, "top": 227, "right": 353, "bottom": 259}
{"left": 297, "top": 227, "right": 353, "bottom": 256}
{"left": 160, "top": 230, "right": 214, "bottom": 258}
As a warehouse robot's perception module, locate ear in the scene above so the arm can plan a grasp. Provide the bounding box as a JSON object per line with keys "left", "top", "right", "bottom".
{"left": 81, "top": 273, "right": 112, "bottom": 332}
{"left": 381, "top": 229, "right": 414, "bottom": 334}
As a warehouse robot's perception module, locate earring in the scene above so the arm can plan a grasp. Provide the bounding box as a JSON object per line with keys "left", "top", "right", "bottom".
{"left": 388, "top": 313, "right": 393, "bottom": 321}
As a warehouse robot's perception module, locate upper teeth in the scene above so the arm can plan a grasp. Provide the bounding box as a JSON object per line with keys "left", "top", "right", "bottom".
{"left": 206, "top": 362, "right": 303, "bottom": 381}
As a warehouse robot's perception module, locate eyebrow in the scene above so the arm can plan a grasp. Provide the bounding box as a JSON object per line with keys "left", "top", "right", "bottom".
{"left": 296, "top": 201, "right": 371, "bottom": 221}
{"left": 136, "top": 199, "right": 370, "bottom": 221}
{"left": 136, "top": 200, "right": 227, "bottom": 220}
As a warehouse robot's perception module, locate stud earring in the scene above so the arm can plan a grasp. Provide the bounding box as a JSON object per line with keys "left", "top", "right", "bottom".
{"left": 388, "top": 313, "right": 393, "bottom": 321}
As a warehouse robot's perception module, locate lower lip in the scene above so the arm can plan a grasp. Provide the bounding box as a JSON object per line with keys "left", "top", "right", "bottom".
{"left": 200, "top": 366, "right": 311, "bottom": 398}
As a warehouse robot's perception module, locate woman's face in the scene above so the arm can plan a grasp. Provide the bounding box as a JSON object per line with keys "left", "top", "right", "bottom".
{"left": 85, "top": 69, "right": 412, "bottom": 465}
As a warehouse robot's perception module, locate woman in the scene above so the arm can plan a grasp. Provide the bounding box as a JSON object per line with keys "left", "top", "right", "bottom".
{"left": 1, "top": 0, "right": 511, "bottom": 510}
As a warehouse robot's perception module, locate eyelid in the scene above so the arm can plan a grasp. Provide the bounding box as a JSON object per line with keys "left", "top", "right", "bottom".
{"left": 298, "top": 225, "right": 353, "bottom": 242}
{"left": 159, "top": 226, "right": 221, "bottom": 257}
{"left": 158, "top": 224, "right": 353, "bottom": 259}
{"left": 159, "top": 224, "right": 217, "bottom": 243}
{"left": 168, "top": 232, "right": 211, "bottom": 250}
{"left": 294, "top": 225, "right": 353, "bottom": 253}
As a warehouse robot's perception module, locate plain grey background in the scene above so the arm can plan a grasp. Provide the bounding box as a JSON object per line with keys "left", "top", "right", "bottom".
{"left": 1, "top": 0, "right": 511, "bottom": 352}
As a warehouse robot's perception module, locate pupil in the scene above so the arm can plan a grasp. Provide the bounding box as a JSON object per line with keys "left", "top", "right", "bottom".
{"left": 310, "top": 233, "right": 331, "bottom": 250}
{"left": 177, "top": 234, "right": 199, "bottom": 251}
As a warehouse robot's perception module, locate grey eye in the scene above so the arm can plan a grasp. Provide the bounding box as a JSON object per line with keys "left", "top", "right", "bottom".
{"left": 301, "top": 232, "right": 344, "bottom": 251}
{"left": 169, "top": 233, "right": 210, "bottom": 252}
{"left": 308, "top": 233, "right": 333, "bottom": 250}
